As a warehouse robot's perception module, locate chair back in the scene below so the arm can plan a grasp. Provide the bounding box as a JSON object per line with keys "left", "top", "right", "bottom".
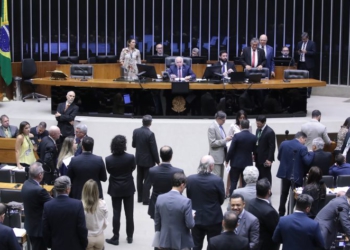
{"left": 21, "top": 58, "right": 37, "bottom": 80}
{"left": 57, "top": 56, "right": 79, "bottom": 64}
{"left": 322, "top": 175, "right": 334, "bottom": 188}
{"left": 0, "top": 189, "right": 23, "bottom": 203}
{"left": 245, "top": 67, "right": 269, "bottom": 78}
{"left": 0, "top": 170, "right": 11, "bottom": 182}
{"left": 284, "top": 69, "right": 309, "bottom": 79}
{"left": 13, "top": 171, "right": 27, "bottom": 183}
{"left": 336, "top": 175, "right": 350, "bottom": 187}
{"left": 165, "top": 56, "right": 192, "bottom": 69}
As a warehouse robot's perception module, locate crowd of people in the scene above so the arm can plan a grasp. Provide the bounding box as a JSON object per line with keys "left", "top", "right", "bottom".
{"left": 1, "top": 92, "right": 350, "bottom": 249}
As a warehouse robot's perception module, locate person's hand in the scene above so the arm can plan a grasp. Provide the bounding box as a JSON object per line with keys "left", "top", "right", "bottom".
{"left": 301, "top": 49, "right": 307, "bottom": 54}
{"left": 227, "top": 69, "right": 234, "bottom": 74}
{"left": 337, "top": 191, "right": 346, "bottom": 197}
{"left": 225, "top": 135, "right": 233, "bottom": 142}
{"left": 264, "top": 160, "right": 272, "bottom": 167}
{"left": 170, "top": 74, "right": 176, "bottom": 79}
{"left": 55, "top": 112, "right": 61, "bottom": 117}
{"left": 257, "top": 65, "right": 263, "bottom": 70}
{"left": 17, "top": 164, "right": 24, "bottom": 169}
{"left": 271, "top": 71, "right": 275, "bottom": 78}
{"left": 245, "top": 65, "right": 252, "bottom": 70}
{"left": 184, "top": 76, "right": 191, "bottom": 80}
{"left": 69, "top": 121, "right": 74, "bottom": 125}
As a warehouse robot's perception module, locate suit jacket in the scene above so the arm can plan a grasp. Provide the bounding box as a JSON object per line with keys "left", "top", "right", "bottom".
{"left": 0, "top": 125, "right": 18, "bottom": 138}
{"left": 56, "top": 102, "right": 79, "bottom": 137}
{"left": 132, "top": 126, "right": 160, "bottom": 167}
{"left": 67, "top": 152, "right": 107, "bottom": 200}
{"left": 260, "top": 45, "right": 275, "bottom": 73}
{"left": 187, "top": 173, "right": 225, "bottom": 225}
{"left": 0, "top": 223, "right": 21, "bottom": 250}
{"left": 226, "top": 130, "right": 256, "bottom": 169}
{"left": 236, "top": 210, "right": 260, "bottom": 250}
{"left": 43, "top": 195, "right": 88, "bottom": 250}
{"left": 247, "top": 198, "right": 280, "bottom": 250}
{"left": 21, "top": 178, "right": 51, "bottom": 237}
{"left": 208, "top": 121, "right": 227, "bottom": 165}
{"left": 315, "top": 195, "right": 350, "bottom": 249}
{"left": 166, "top": 64, "right": 196, "bottom": 79}
{"left": 230, "top": 183, "right": 256, "bottom": 211}
{"left": 329, "top": 163, "right": 350, "bottom": 178}
{"left": 301, "top": 119, "right": 331, "bottom": 150}
{"left": 38, "top": 136, "right": 58, "bottom": 174}
{"left": 296, "top": 40, "right": 316, "bottom": 69}
{"left": 154, "top": 190, "right": 195, "bottom": 250}
{"left": 254, "top": 125, "right": 276, "bottom": 165}
{"left": 341, "top": 131, "right": 350, "bottom": 163}
{"left": 207, "top": 231, "right": 249, "bottom": 250}
{"left": 310, "top": 149, "right": 332, "bottom": 175}
{"left": 144, "top": 163, "right": 184, "bottom": 219}
{"left": 277, "top": 139, "right": 314, "bottom": 186}
{"left": 30, "top": 126, "right": 49, "bottom": 142}
{"left": 105, "top": 152, "right": 136, "bottom": 197}
{"left": 240, "top": 47, "right": 266, "bottom": 68}
{"left": 273, "top": 212, "right": 325, "bottom": 250}
{"left": 212, "top": 61, "right": 237, "bottom": 73}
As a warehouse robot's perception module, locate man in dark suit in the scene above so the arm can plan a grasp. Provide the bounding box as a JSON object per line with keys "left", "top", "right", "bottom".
{"left": 154, "top": 173, "right": 195, "bottom": 250}
{"left": 247, "top": 178, "right": 280, "bottom": 250}
{"left": 55, "top": 91, "right": 79, "bottom": 138}
{"left": 0, "top": 203, "right": 21, "bottom": 250}
{"left": 67, "top": 136, "right": 107, "bottom": 200}
{"left": 208, "top": 211, "right": 249, "bottom": 250}
{"left": 167, "top": 56, "right": 196, "bottom": 80}
{"left": 259, "top": 34, "right": 275, "bottom": 78}
{"left": 144, "top": 145, "right": 184, "bottom": 219}
{"left": 0, "top": 114, "right": 18, "bottom": 138}
{"left": 43, "top": 176, "right": 88, "bottom": 250}
{"left": 74, "top": 123, "right": 88, "bottom": 156}
{"left": 273, "top": 194, "right": 325, "bottom": 250}
{"left": 212, "top": 50, "right": 237, "bottom": 76}
{"left": 279, "top": 46, "right": 295, "bottom": 66}
{"left": 226, "top": 119, "right": 256, "bottom": 195}
{"left": 254, "top": 115, "right": 276, "bottom": 185}
{"left": 132, "top": 115, "right": 160, "bottom": 204}
{"left": 277, "top": 131, "right": 314, "bottom": 216}
{"left": 21, "top": 162, "right": 52, "bottom": 250}
{"left": 329, "top": 154, "right": 350, "bottom": 178}
{"left": 230, "top": 193, "right": 260, "bottom": 249}
{"left": 240, "top": 37, "right": 266, "bottom": 71}
{"left": 187, "top": 155, "right": 225, "bottom": 250}
{"left": 30, "top": 121, "right": 48, "bottom": 144}
{"left": 296, "top": 32, "right": 316, "bottom": 97}
{"left": 154, "top": 44, "right": 168, "bottom": 57}
{"left": 38, "top": 126, "right": 61, "bottom": 185}
{"left": 315, "top": 188, "right": 350, "bottom": 249}
{"left": 310, "top": 137, "right": 332, "bottom": 175}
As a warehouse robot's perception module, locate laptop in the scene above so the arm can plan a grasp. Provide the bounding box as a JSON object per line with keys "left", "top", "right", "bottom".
{"left": 229, "top": 72, "right": 246, "bottom": 83}
{"left": 248, "top": 73, "right": 262, "bottom": 83}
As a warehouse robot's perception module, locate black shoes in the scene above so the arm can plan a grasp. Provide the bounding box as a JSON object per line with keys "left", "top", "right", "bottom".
{"left": 127, "top": 237, "right": 133, "bottom": 244}
{"left": 106, "top": 236, "right": 119, "bottom": 245}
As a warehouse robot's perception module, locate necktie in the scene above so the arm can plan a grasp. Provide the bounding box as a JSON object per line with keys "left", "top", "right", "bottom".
{"left": 256, "top": 129, "right": 262, "bottom": 145}
{"left": 251, "top": 50, "right": 256, "bottom": 67}
{"left": 64, "top": 104, "right": 70, "bottom": 112}
{"left": 235, "top": 217, "right": 241, "bottom": 234}
{"left": 222, "top": 63, "right": 225, "bottom": 73}
{"left": 4, "top": 128, "right": 10, "bottom": 138}
{"left": 261, "top": 46, "right": 265, "bottom": 55}
{"left": 178, "top": 68, "right": 182, "bottom": 78}
{"left": 219, "top": 125, "right": 225, "bottom": 139}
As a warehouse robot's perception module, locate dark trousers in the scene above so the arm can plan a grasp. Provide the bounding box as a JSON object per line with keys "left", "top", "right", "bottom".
{"left": 29, "top": 235, "right": 47, "bottom": 250}
{"left": 137, "top": 165, "right": 150, "bottom": 202}
{"left": 111, "top": 195, "right": 134, "bottom": 239}
{"left": 278, "top": 178, "right": 300, "bottom": 216}
{"left": 257, "top": 163, "right": 272, "bottom": 186}
{"left": 298, "top": 62, "right": 314, "bottom": 96}
{"left": 192, "top": 223, "right": 222, "bottom": 250}
{"left": 229, "top": 167, "right": 246, "bottom": 195}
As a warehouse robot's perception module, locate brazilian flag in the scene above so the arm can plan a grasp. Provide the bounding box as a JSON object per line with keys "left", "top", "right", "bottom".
{"left": 0, "top": 0, "right": 12, "bottom": 86}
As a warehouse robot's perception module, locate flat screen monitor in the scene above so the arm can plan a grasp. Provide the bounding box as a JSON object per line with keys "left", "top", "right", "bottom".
{"left": 191, "top": 56, "right": 207, "bottom": 64}
{"left": 146, "top": 56, "right": 166, "bottom": 63}
{"left": 136, "top": 64, "right": 158, "bottom": 79}
{"left": 96, "top": 55, "right": 118, "bottom": 63}
{"left": 58, "top": 56, "right": 79, "bottom": 64}
{"left": 202, "top": 65, "right": 222, "bottom": 79}
{"left": 274, "top": 57, "right": 293, "bottom": 66}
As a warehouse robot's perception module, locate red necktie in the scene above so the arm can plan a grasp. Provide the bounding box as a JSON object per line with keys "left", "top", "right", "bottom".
{"left": 64, "top": 104, "right": 70, "bottom": 112}
{"left": 252, "top": 50, "right": 256, "bottom": 67}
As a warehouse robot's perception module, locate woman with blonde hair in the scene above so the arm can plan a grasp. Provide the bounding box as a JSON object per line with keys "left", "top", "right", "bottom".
{"left": 56, "top": 136, "right": 74, "bottom": 175}
{"left": 82, "top": 179, "right": 108, "bottom": 250}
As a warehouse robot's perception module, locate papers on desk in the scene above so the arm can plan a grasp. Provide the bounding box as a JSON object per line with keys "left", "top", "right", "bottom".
{"left": 11, "top": 167, "right": 25, "bottom": 172}
{"left": 1, "top": 165, "right": 16, "bottom": 170}
{"left": 327, "top": 187, "right": 349, "bottom": 194}
{"left": 13, "top": 228, "right": 26, "bottom": 237}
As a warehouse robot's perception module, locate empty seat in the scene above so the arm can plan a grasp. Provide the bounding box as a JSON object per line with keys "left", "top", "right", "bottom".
{"left": 336, "top": 175, "right": 350, "bottom": 187}
{"left": 284, "top": 69, "right": 309, "bottom": 79}
{"left": 0, "top": 189, "right": 23, "bottom": 203}
{"left": 322, "top": 175, "right": 334, "bottom": 188}
{"left": 13, "top": 171, "right": 27, "bottom": 183}
{"left": 0, "top": 170, "right": 11, "bottom": 182}
{"left": 245, "top": 67, "right": 270, "bottom": 78}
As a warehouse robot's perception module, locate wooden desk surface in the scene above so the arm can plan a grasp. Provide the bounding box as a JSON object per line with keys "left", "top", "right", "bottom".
{"left": 0, "top": 182, "right": 54, "bottom": 192}
{"left": 33, "top": 77, "right": 326, "bottom": 90}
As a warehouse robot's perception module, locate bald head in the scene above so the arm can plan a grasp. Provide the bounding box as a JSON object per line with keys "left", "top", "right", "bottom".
{"left": 198, "top": 155, "right": 215, "bottom": 174}
{"left": 175, "top": 57, "right": 184, "bottom": 68}
{"left": 259, "top": 34, "right": 268, "bottom": 46}
{"left": 49, "top": 126, "right": 61, "bottom": 140}
{"left": 66, "top": 91, "right": 76, "bottom": 104}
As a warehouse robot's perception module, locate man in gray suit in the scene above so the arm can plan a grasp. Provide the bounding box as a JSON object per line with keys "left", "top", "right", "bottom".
{"left": 301, "top": 110, "right": 331, "bottom": 150}
{"left": 230, "top": 193, "right": 260, "bottom": 249}
{"left": 154, "top": 172, "right": 195, "bottom": 250}
{"left": 0, "top": 114, "right": 18, "bottom": 138}
{"left": 208, "top": 111, "right": 232, "bottom": 178}
{"left": 315, "top": 188, "right": 350, "bottom": 249}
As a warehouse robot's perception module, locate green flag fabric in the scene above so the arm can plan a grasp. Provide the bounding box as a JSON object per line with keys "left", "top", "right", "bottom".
{"left": 0, "top": 0, "right": 12, "bottom": 86}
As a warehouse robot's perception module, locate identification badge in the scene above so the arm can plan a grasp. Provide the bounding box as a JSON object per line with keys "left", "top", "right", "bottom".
{"left": 25, "top": 149, "right": 32, "bottom": 156}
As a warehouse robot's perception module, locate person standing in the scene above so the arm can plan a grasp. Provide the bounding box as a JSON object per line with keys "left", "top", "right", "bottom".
{"left": 259, "top": 34, "right": 275, "bottom": 78}
{"left": 208, "top": 111, "right": 232, "bottom": 178}
{"left": 296, "top": 32, "right": 316, "bottom": 98}
{"left": 0, "top": 203, "right": 21, "bottom": 250}
{"left": 309, "top": 137, "right": 332, "bottom": 175}
{"left": 187, "top": 155, "right": 225, "bottom": 250}
{"left": 105, "top": 135, "right": 136, "bottom": 246}
{"left": 21, "top": 162, "right": 52, "bottom": 250}
{"left": 119, "top": 39, "right": 141, "bottom": 79}
{"left": 132, "top": 115, "right": 160, "bottom": 204}
{"left": 55, "top": 91, "right": 79, "bottom": 138}
{"left": 74, "top": 124, "right": 88, "bottom": 156}
{"left": 42, "top": 176, "right": 88, "bottom": 250}
{"left": 254, "top": 115, "right": 276, "bottom": 185}
{"left": 144, "top": 145, "right": 184, "bottom": 219}
{"left": 240, "top": 37, "right": 266, "bottom": 70}
{"left": 154, "top": 173, "right": 195, "bottom": 250}
{"left": 30, "top": 121, "right": 48, "bottom": 144}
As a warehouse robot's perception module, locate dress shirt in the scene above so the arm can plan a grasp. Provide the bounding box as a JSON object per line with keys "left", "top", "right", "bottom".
{"left": 257, "top": 197, "right": 270, "bottom": 204}
{"left": 300, "top": 42, "right": 308, "bottom": 62}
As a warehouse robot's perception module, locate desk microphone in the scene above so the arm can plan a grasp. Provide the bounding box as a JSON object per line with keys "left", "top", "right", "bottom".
{"left": 136, "top": 71, "right": 146, "bottom": 90}
{"left": 285, "top": 130, "right": 289, "bottom": 140}
{"left": 65, "top": 60, "right": 88, "bottom": 82}
{"left": 282, "top": 56, "right": 294, "bottom": 82}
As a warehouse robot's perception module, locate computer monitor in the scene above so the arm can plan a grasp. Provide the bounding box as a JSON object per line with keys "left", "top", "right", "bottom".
{"left": 57, "top": 56, "right": 79, "bottom": 64}
{"left": 191, "top": 56, "right": 207, "bottom": 64}
{"left": 274, "top": 57, "right": 293, "bottom": 66}
{"left": 106, "top": 55, "right": 118, "bottom": 63}
{"left": 146, "top": 56, "right": 166, "bottom": 63}
{"left": 202, "top": 65, "right": 222, "bottom": 80}
{"left": 136, "top": 64, "right": 158, "bottom": 79}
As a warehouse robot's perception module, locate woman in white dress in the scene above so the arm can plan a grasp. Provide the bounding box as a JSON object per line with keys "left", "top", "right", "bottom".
{"left": 119, "top": 39, "right": 141, "bottom": 79}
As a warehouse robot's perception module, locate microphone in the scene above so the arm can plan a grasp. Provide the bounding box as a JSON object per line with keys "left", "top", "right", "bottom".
{"left": 282, "top": 56, "right": 294, "bottom": 82}
{"left": 66, "top": 60, "right": 88, "bottom": 82}
{"left": 285, "top": 130, "right": 289, "bottom": 140}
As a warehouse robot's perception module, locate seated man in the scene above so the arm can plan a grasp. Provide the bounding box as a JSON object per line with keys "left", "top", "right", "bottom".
{"left": 167, "top": 56, "right": 196, "bottom": 80}
{"left": 329, "top": 154, "right": 350, "bottom": 179}
{"left": 0, "top": 114, "right": 18, "bottom": 138}
{"left": 191, "top": 48, "right": 200, "bottom": 57}
{"left": 213, "top": 50, "right": 237, "bottom": 77}
{"left": 154, "top": 44, "right": 168, "bottom": 57}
